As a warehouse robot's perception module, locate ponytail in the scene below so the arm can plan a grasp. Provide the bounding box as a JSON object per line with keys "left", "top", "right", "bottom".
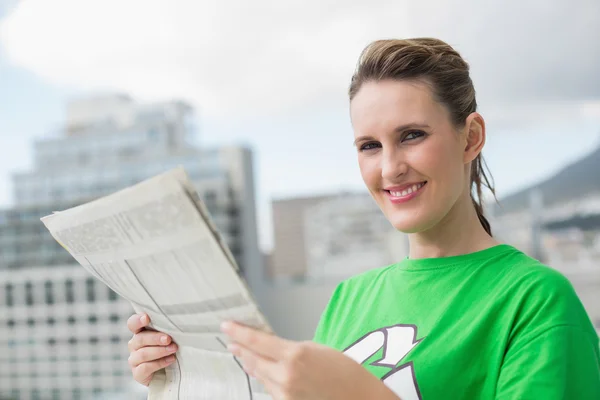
{"left": 470, "top": 154, "right": 496, "bottom": 236}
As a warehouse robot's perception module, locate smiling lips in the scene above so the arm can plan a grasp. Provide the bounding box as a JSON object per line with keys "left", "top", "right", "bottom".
{"left": 384, "top": 181, "right": 427, "bottom": 204}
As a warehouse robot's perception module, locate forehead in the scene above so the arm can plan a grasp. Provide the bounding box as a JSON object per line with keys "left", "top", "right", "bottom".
{"left": 350, "top": 80, "right": 448, "bottom": 134}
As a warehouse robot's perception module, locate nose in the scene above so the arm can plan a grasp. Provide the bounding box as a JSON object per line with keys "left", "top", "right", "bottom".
{"left": 381, "top": 148, "right": 408, "bottom": 181}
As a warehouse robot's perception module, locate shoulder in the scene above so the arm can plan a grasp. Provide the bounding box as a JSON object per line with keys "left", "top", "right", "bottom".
{"left": 500, "top": 247, "right": 580, "bottom": 303}
{"left": 333, "top": 263, "right": 397, "bottom": 297}
{"left": 497, "top": 246, "right": 597, "bottom": 341}
{"left": 312, "top": 263, "right": 396, "bottom": 344}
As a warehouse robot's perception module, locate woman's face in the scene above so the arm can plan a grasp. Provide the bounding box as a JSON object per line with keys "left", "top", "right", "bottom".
{"left": 350, "top": 79, "right": 470, "bottom": 233}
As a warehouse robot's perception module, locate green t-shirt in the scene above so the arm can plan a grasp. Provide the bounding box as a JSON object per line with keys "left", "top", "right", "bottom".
{"left": 313, "top": 244, "right": 600, "bottom": 399}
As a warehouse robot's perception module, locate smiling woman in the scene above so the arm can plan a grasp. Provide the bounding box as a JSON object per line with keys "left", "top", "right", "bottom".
{"left": 124, "top": 38, "right": 600, "bottom": 400}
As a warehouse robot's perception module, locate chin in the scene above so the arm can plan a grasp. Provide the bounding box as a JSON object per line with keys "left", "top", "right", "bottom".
{"left": 388, "top": 216, "right": 427, "bottom": 234}
{"left": 386, "top": 210, "right": 439, "bottom": 234}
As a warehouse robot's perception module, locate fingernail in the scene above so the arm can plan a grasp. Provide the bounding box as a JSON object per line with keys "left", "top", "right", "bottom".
{"left": 167, "top": 344, "right": 177, "bottom": 352}
{"left": 140, "top": 315, "right": 148, "bottom": 324}
{"left": 220, "top": 321, "right": 232, "bottom": 333}
{"left": 166, "top": 355, "right": 176, "bottom": 363}
{"left": 160, "top": 335, "right": 169, "bottom": 345}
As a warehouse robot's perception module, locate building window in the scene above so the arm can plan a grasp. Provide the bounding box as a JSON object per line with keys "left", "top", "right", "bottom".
{"left": 68, "top": 337, "right": 77, "bottom": 346}
{"left": 109, "top": 314, "right": 119, "bottom": 323}
{"left": 48, "top": 338, "right": 56, "bottom": 347}
{"left": 68, "top": 316, "right": 76, "bottom": 325}
{"left": 45, "top": 281, "right": 54, "bottom": 305}
{"left": 110, "top": 335, "right": 121, "bottom": 344}
{"left": 65, "top": 280, "right": 74, "bottom": 303}
{"left": 5, "top": 283, "right": 13, "bottom": 306}
{"left": 25, "top": 282, "right": 34, "bottom": 306}
{"left": 88, "top": 315, "right": 97, "bottom": 324}
{"left": 86, "top": 278, "right": 95, "bottom": 302}
{"left": 7, "top": 319, "right": 15, "bottom": 328}
{"left": 108, "top": 288, "right": 118, "bottom": 301}
{"left": 27, "top": 318, "right": 35, "bottom": 327}
{"left": 47, "top": 317, "right": 56, "bottom": 326}
{"left": 89, "top": 337, "right": 99, "bottom": 345}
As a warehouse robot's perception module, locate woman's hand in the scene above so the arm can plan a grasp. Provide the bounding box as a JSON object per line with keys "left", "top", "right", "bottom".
{"left": 221, "top": 321, "right": 400, "bottom": 400}
{"left": 127, "top": 313, "right": 178, "bottom": 386}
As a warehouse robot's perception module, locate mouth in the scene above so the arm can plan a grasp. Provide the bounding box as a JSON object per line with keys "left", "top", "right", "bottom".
{"left": 384, "top": 181, "right": 427, "bottom": 200}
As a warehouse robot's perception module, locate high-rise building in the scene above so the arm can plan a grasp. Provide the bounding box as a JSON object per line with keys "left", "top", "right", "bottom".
{"left": 0, "top": 94, "right": 262, "bottom": 400}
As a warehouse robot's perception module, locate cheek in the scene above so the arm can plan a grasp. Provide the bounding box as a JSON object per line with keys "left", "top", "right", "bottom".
{"left": 421, "top": 140, "right": 465, "bottom": 195}
{"left": 418, "top": 138, "right": 459, "bottom": 175}
{"left": 357, "top": 156, "right": 378, "bottom": 187}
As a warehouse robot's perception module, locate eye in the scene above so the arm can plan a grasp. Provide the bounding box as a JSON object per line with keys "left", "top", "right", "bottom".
{"left": 359, "top": 142, "right": 381, "bottom": 151}
{"left": 404, "top": 130, "right": 425, "bottom": 141}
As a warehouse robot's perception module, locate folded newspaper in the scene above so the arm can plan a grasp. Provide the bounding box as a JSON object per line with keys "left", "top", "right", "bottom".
{"left": 41, "top": 167, "right": 273, "bottom": 400}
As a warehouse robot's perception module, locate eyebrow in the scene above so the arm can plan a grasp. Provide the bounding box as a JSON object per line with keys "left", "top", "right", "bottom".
{"left": 352, "top": 123, "right": 431, "bottom": 146}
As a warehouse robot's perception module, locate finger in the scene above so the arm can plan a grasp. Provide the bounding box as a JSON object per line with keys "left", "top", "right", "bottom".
{"left": 127, "top": 313, "right": 151, "bottom": 334}
{"left": 221, "top": 321, "right": 287, "bottom": 360}
{"left": 128, "top": 330, "right": 172, "bottom": 352}
{"left": 132, "top": 354, "right": 177, "bottom": 385}
{"left": 128, "top": 343, "right": 178, "bottom": 368}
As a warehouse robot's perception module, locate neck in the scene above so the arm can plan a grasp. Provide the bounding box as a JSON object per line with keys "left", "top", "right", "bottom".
{"left": 407, "top": 193, "right": 499, "bottom": 259}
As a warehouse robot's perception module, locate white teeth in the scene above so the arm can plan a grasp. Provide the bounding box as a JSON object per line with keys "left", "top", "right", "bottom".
{"left": 389, "top": 182, "right": 425, "bottom": 197}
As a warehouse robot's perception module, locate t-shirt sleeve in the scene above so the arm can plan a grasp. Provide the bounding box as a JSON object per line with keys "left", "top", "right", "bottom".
{"left": 496, "top": 324, "right": 600, "bottom": 399}
{"left": 496, "top": 266, "right": 600, "bottom": 399}
{"left": 312, "top": 282, "right": 345, "bottom": 345}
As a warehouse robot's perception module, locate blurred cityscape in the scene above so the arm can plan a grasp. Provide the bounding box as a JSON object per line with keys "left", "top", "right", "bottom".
{"left": 1, "top": 95, "right": 599, "bottom": 400}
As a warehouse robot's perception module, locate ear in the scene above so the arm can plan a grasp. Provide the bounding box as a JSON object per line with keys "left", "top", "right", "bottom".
{"left": 463, "top": 112, "right": 486, "bottom": 164}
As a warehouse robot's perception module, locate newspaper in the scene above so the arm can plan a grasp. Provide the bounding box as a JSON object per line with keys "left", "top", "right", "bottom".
{"left": 41, "top": 167, "right": 273, "bottom": 400}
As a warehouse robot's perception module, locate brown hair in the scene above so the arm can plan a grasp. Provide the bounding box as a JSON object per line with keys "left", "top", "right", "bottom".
{"left": 349, "top": 38, "right": 496, "bottom": 236}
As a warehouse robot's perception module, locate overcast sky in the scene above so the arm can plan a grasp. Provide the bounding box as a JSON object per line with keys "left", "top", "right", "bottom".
{"left": 1, "top": 0, "right": 599, "bottom": 249}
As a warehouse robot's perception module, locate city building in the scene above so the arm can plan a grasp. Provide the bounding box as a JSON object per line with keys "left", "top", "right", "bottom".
{"left": 7, "top": 94, "right": 261, "bottom": 279}
{"left": 0, "top": 266, "right": 143, "bottom": 400}
{"left": 303, "top": 193, "right": 407, "bottom": 280}
{"left": 268, "top": 194, "right": 335, "bottom": 280}
{"left": 269, "top": 192, "right": 407, "bottom": 281}
{"left": 0, "top": 94, "right": 262, "bottom": 399}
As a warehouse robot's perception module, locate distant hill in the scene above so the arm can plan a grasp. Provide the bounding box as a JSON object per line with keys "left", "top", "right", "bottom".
{"left": 493, "top": 140, "right": 600, "bottom": 215}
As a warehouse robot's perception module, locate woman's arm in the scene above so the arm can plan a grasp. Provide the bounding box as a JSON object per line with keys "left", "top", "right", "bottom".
{"left": 222, "top": 321, "right": 401, "bottom": 400}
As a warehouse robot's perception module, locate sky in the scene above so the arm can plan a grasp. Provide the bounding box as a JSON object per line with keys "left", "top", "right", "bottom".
{"left": 0, "top": 0, "right": 599, "bottom": 250}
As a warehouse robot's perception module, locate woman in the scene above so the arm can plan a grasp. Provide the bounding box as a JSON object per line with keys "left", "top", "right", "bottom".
{"left": 126, "top": 38, "right": 600, "bottom": 399}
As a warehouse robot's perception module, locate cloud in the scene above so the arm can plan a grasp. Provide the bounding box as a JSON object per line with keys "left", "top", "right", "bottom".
{"left": 1, "top": 0, "right": 599, "bottom": 119}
